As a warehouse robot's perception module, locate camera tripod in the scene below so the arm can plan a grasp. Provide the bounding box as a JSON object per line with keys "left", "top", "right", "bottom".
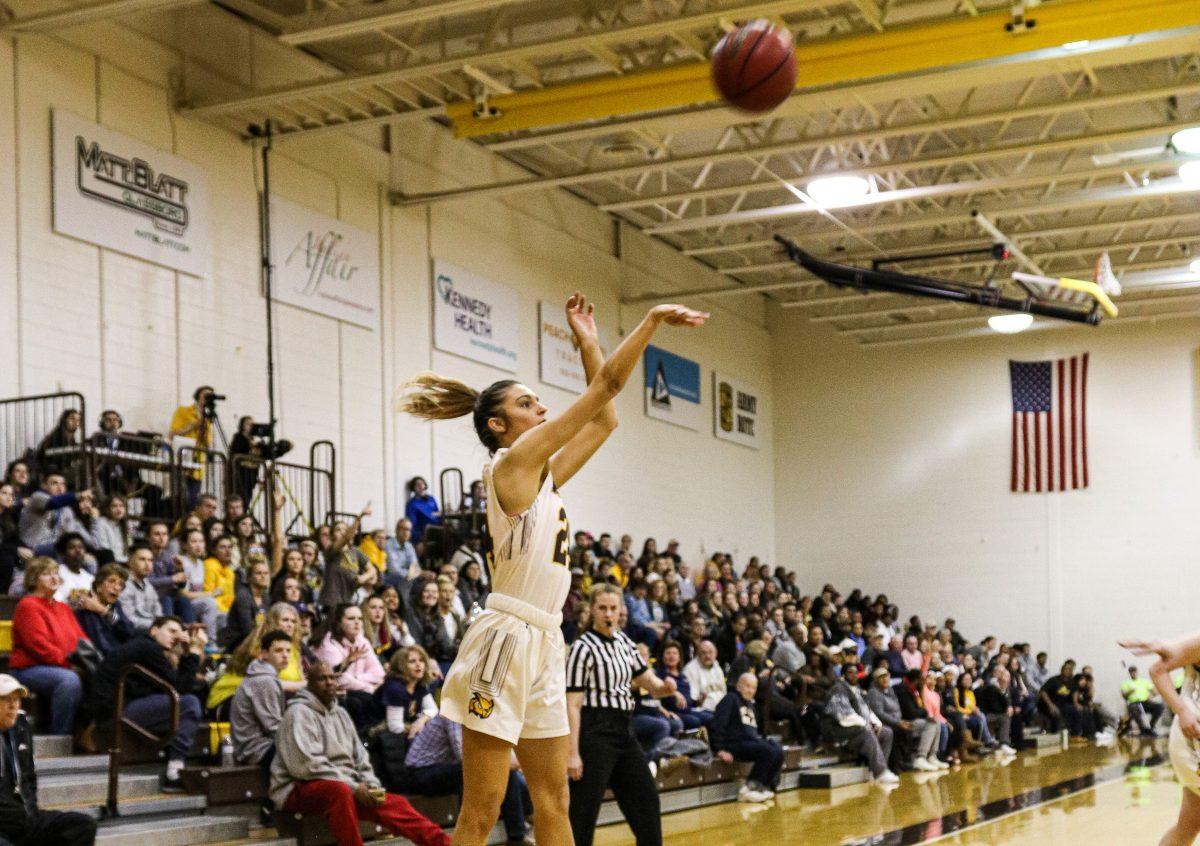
{"left": 250, "top": 463, "right": 313, "bottom": 538}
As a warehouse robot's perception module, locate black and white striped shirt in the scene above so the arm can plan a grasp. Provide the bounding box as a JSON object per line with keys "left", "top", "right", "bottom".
{"left": 565, "top": 629, "right": 648, "bottom": 711}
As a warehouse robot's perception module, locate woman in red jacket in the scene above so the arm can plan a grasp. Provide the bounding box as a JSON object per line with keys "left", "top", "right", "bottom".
{"left": 10, "top": 557, "right": 88, "bottom": 735}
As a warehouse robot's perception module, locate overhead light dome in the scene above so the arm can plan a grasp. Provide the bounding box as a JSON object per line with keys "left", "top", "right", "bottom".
{"left": 1180, "top": 161, "right": 1200, "bottom": 186}
{"left": 806, "top": 175, "right": 871, "bottom": 207}
{"left": 988, "top": 313, "right": 1034, "bottom": 334}
{"left": 1171, "top": 127, "right": 1200, "bottom": 156}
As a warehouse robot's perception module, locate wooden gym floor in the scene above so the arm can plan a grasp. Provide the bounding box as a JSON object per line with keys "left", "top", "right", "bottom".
{"left": 593, "top": 737, "right": 1177, "bottom": 845}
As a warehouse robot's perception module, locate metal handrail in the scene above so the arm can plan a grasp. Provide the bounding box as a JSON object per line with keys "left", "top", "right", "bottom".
{"left": 104, "top": 663, "right": 181, "bottom": 818}
{"left": 0, "top": 391, "right": 89, "bottom": 488}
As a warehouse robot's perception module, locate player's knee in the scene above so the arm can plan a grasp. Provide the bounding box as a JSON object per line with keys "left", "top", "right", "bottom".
{"left": 530, "top": 780, "right": 570, "bottom": 818}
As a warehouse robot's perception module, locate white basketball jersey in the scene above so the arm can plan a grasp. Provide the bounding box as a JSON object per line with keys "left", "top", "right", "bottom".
{"left": 483, "top": 449, "right": 572, "bottom": 617}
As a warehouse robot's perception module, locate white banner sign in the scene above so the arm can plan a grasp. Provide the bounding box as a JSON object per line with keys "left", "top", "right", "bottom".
{"left": 713, "top": 372, "right": 762, "bottom": 449}
{"left": 432, "top": 260, "right": 519, "bottom": 372}
{"left": 52, "top": 109, "right": 210, "bottom": 277}
{"left": 270, "top": 197, "right": 379, "bottom": 330}
{"left": 538, "top": 300, "right": 585, "bottom": 393}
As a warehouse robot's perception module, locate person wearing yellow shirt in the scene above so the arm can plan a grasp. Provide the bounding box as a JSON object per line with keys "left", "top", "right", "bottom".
{"left": 610, "top": 550, "right": 633, "bottom": 587}
{"left": 359, "top": 529, "right": 388, "bottom": 574}
{"left": 204, "top": 535, "right": 237, "bottom": 615}
{"left": 1121, "top": 665, "right": 1164, "bottom": 737}
{"left": 169, "top": 386, "right": 215, "bottom": 509}
{"left": 207, "top": 602, "right": 308, "bottom": 711}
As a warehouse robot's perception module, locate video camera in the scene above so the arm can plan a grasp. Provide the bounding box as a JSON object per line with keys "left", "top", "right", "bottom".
{"left": 251, "top": 419, "right": 293, "bottom": 459}
{"left": 202, "top": 392, "right": 227, "bottom": 419}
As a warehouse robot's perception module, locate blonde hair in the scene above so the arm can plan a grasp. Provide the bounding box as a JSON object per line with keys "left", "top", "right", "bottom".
{"left": 398, "top": 372, "right": 517, "bottom": 453}
{"left": 387, "top": 644, "right": 438, "bottom": 685}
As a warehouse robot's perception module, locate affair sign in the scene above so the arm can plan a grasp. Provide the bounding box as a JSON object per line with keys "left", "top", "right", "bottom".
{"left": 539, "top": 300, "right": 586, "bottom": 393}
{"left": 432, "top": 260, "right": 519, "bottom": 372}
{"left": 52, "top": 109, "right": 210, "bottom": 276}
{"left": 270, "top": 197, "right": 379, "bottom": 330}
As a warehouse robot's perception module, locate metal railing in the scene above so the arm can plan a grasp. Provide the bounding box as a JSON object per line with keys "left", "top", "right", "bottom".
{"left": 87, "top": 432, "right": 176, "bottom": 522}
{"left": 234, "top": 453, "right": 335, "bottom": 541}
{"left": 104, "top": 663, "right": 181, "bottom": 818}
{"left": 0, "top": 391, "right": 89, "bottom": 489}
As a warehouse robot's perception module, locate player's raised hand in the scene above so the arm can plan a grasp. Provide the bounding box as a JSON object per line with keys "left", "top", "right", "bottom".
{"left": 565, "top": 292, "right": 599, "bottom": 345}
{"left": 1119, "top": 638, "right": 1168, "bottom": 660}
{"left": 650, "top": 304, "right": 709, "bottom": 327}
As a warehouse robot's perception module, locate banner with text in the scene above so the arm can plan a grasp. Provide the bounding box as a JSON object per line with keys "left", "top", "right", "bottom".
{"left": 433, "top": 260, "right": 519, "bottom": 372}
{"left": 52, "top": 109, "right": 210, "bottom": 277}
{"left": 539, "top": 300, "right": 585, "bottom": 393}
{"left": 644, "top": 345, "right": 702, "bottom": 430}
{"left": 713, "top": 372, "right": 762, "bottom": 449}
{"left": 269, "top": 197, "right": 379, "bottom": 330}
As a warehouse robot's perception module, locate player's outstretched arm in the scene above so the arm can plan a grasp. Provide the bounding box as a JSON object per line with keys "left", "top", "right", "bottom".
{"left": 1122, "top": 633, "right": 1200, "bottom": 736}
{"left": 503, "top": 303, "right": 707, "bottom": 482}
{"left": 550, "top": 292, "right": 618, "bottom": 487}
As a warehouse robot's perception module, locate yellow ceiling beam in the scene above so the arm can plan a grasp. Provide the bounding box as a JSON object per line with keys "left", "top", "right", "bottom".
{"left": 446, "top": 0, "right": 1200, "bottom": 138}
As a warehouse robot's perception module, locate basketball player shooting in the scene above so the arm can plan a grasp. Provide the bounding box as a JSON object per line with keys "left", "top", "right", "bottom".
{"left": 399, "top": 294, "right": 707, "bottom": 846}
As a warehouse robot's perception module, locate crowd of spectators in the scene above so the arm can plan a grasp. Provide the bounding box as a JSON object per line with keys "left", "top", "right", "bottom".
{"left": 0, "top": 402, "right": 1159, "bottom": 842}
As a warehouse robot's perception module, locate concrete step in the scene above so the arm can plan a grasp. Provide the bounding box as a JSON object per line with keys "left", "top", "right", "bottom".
{"left": 795, "top": 764, "right": 870, "bottom": 788}
{"left": 35, "top": 753, "right": 111, "bottom": 774}
{"left": 33, "top": 734, "right": 73, "bottom": 757}
{"left": 95, "top": 815, "right": 249, "bottom": 846}
{"left": 40, "top": 771, "right": 164, "bottom": 805}
{"left": 48, "top": 792, "right": 208, "bottom": 820}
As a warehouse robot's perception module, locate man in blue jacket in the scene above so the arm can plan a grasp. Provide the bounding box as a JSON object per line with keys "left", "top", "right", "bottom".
{"left": 708, "top": 672, "right": 784, "bottom": 804}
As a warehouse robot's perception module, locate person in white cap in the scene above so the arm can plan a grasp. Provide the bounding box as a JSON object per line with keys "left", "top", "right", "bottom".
{"left": 0, "top": 674, "right": 96, "bottom": 845}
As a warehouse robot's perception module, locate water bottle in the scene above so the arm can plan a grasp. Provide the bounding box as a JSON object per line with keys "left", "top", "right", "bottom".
{"left": 220, "top": 734, "right": 235, "bottom": 768}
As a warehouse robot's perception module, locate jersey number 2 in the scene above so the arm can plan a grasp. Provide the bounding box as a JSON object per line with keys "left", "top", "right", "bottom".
{"left": 552, "top": 507, "right": 570, "bottom": 567}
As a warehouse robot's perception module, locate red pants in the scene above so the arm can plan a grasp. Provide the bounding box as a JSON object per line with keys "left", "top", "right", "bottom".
{"left": 283, "top": 779, "right": 450, "bottom": 846}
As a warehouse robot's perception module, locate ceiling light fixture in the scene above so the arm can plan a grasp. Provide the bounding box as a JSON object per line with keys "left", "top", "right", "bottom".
{"left": 1172, "top": 128, "right": 1200, "bottom": 157}
{"left": 988, "top": 313, "right": 1034, "bottom": 334}
{"left": 805, "top": 175, "right": 871, "bottom": 207}
{"left": 1179, "top": 161, "right": 1200, "bottom": 186}
{"left": 1061, "top": 40, "right": 1090, "bottom": 51}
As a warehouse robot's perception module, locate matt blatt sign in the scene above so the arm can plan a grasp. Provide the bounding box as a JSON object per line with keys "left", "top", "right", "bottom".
{"left": 714, "top": 372, "right": 761, "bottom": 449}
{"left": 432, "top": 260, "right": 519, "bottom": 372}
{"left": 52, "top": 109, "right": 210, "bottom": 276}
{"left": 270, "top": 197, "right": 379, "bottom": 330}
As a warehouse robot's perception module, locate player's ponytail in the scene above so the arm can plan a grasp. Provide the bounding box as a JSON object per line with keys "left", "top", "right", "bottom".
{"left": 398, "top": 372, "right": 517, "bottom": 453}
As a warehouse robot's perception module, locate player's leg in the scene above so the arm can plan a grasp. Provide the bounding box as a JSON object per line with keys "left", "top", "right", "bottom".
{"left": 515, "top": 734, "right": 575, "bottom": 846}
{"left": 1160, "top": 786, "right": 1200, "bottom": 846}
{"left": 452, "top": 728, "right": 516, "bottom": 846}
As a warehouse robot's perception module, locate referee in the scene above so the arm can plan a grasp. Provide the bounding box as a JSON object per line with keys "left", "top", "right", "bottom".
{"left": 566, "top": 583, "right": 678, "bottom": 846}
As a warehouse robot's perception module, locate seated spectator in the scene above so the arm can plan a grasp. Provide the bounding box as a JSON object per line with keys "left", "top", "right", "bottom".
{"left": 895, "top": 668, "right": 948, "bottom": 770}
{"left": 447, "top": 531, "right": 485, "bottom": 575}
{"left": 0, "top": 482, "right": 27, "bottom": 595}
{"left": 52, "top": 533, "right": 94, "bottom": 601}
{"left": 657, "top": 640, "right": 712, "bottom": 729}
{"left": 821, "top": 662, "right": 898, "bottom": 783}
{"left": 1026, "top": 650, "right": 1050, "bottom": 694}
{"left": 954, "top": 671, "right": 997, "bottom": 748}
{"left": 358, "top": 528, "right": 388, "bottom": 577}
{"left": 900, "top": 635, "right": 924, "bottom": 672}
{"left": 377, "top": 586, "right": 416, "bottom": 650}
{"left": 404, "top": 714, "right": 534, "bottom": 845}
{"left": 230, "top": 629, "right": 291, "bottom": 772}
{"left": 146, "top": 521, "right": 192, "bottom": 622}
{"left": 221, "top": 555, "right": 271, "bottom": 652}
{"left": 406, "top": 579, "right": 456, "bottom": 675}
{"left": 435, "top": 576, "right": 464, "bottom": 651}
{"left": 625, "top": 580, "right": 667, "bottom": 649}
{"left": 456, "top": 558, "right": 488, "bottom": 612}
{"left": 1122, "top": 665, "right": 1164, "bottom": 737}
{"left": 976, "top": 667, "right": 1019, "bottom": 755}
{"left": 383, "top": 518, "right": 418, "bottom": 587}
{"left": 713, "top": 614, "right": 749, "bottom": 667}
{"left": 208, "top": 603, "right": 309, "bottom": 713}
{"left": 35, "top": 410, "right": 83, "bottom": 480}
{"left": 18, "top": 474, "right": 90, "bottom": 555}
{"left": 404, "top": 477, "right": 440, "bottom": 549}
{"left": 74, "top": 564, "right": 135, "bottom": 656}
{"left": 272, "top": 547, "right": 315, "bottom": 609}
{"left": 709, "top": 673, "right": 784, "bottom": 803}
{"left": 203, "top": 536, "right": 237, "bottom": 619}
{"left": 319, "top": 506, "right": 374, "bottom": 611}
{"left": 380, "top": 646, "right": 438, "bottom": 737}
{"left": 90, "top": 616, "right": 204, "bottom": 791}
{"left": 632, "top": 643, "right": 682, "bottom": 753}
{"left": 176, "top": 529, "right": 222, "bottom": 639}
{"left": 683, "top": 640, "right": 727, "bottom": 713}
{"left": 269, "top": 661, "right": 450, "bottom": 846}
{"left": 232, "top": 515, "right": 265, "bottom": 567}
{"left": 313, "top": 603, "right": 385, "bottom": 735}
{"left": 923, "top": 671, "right": 964, "bottom": 765}
{"left": 9, "top": 558, "right": 88, "bottom": 736}
{"left": 90, "top": 495, "right": 131, "bottom": 564}
{"left": 0, "top": 674, "right": 97, "bottom": 846}
{"left": 119, "top": 544, "right": 163, "bottom": 631}
{"left": 1039, "top": 659, "right": 1083, "bottom": 737}
{"left": 362, "top": 594, "right": 408, "bottom": 661}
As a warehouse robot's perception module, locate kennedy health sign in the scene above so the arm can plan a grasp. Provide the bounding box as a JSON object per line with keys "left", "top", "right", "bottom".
{"left": 270, "top": 197, "right": 379, "bottom": 330}
{"left": 432, "top": 260, "right": 519, "bottom": 372}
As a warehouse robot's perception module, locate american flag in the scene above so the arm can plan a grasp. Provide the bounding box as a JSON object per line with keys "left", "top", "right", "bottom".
{"left": 1009, "top": 354, "right": 1089, "bottom": 492}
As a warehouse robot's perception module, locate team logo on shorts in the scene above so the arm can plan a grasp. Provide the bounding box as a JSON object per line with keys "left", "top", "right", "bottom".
{"left": 468, "top": 692, "right": 495, "bottom": 719}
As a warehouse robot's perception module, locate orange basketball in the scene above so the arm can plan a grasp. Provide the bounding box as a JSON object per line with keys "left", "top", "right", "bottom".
{"left": 711, "top": 20, "right": 798, "bottom": 114}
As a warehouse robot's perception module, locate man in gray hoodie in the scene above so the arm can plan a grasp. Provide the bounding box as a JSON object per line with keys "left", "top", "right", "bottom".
{"left": 270, "top": 662, "right": 449, "bottom": 846}
{"left": 230, "top": 630, "right": 291, "bottom": 771}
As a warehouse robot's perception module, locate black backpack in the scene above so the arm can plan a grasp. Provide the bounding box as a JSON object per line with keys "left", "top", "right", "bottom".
{"left": 369, "top": 729, "right": 411, "bottom": 792}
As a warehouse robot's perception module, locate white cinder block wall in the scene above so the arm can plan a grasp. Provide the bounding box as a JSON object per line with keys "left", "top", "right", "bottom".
{"left": 771, "top": 310, "right": 1200, "bottom": 708}
{"left": 0, "top": 10, "right": 775, "bottom": 567}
